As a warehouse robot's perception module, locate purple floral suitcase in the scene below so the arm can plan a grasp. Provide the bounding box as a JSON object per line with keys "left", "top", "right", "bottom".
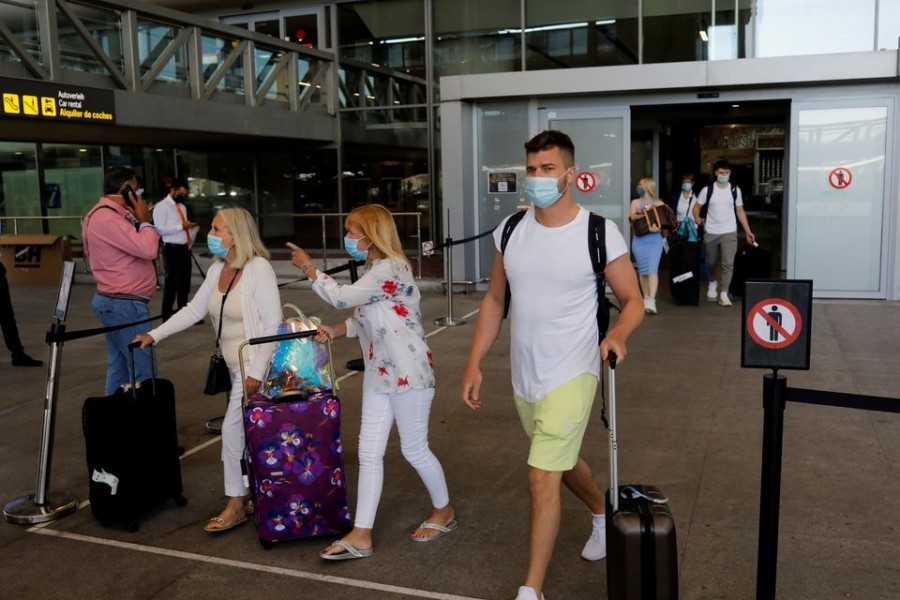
{"left": 243, "top": 390, "right": 352, "bottom": 549}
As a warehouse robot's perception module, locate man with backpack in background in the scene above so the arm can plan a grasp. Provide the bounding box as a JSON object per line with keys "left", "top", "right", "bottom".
{"left": 692, "top": 158, "right": 756, "bottom": 306}
{"left": 461, "top": 130, "right": 644, "bottom": 600}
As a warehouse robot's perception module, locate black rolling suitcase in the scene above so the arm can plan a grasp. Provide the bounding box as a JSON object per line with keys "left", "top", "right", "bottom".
{"left": 668, "top": 241, "right": 701, "bottom": 306}
{"left": 729, "top": 243, "right": 771, "bottom": 297}
{"left": 82, "top": 342, "right": 186, "bottom": 531}
{"left": 605, "top": 353, "right": 678, "bottom": 599}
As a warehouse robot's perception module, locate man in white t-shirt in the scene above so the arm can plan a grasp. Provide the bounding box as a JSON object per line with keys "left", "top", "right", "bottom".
{"left": 692, "top": 159, "right": 756, "bottom": 306}
{"left": 462, "top": 130, "right": 644, "bottom": 600}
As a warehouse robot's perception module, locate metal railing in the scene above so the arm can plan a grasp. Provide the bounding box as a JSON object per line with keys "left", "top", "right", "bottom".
{"left": 261, "top": 211, "right": 424, "bottom": 279}
{"left": 0, "top": 215, "right": 83, "bottom": 235}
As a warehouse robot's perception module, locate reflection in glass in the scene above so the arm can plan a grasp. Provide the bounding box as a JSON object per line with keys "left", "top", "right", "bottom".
{"left": 338, "top": 0, "right": 425, "bottom": 80}
{"left": 285, "top": 14, "right": 318, "bottom": 48}
{"left": 41, "top": 144, "right": 102, "bottom": 237}
{"left": 0, "top": 142, "right": 39, "bottom": 233}
{"left": 177, "top": 151, "right": 255, "bottom": 243}
{"left": 526, "top": 0, "right": 639, "bottom": 69}
{"left": 201, "top": 35, "right": 245, "bottom": 95}
{"left": 753, "top": 0, "right": 875, "bottom": 58}
{"left": 57, "top": 3, "right": 124, "bottom": 76}
{"left": 434, "top": 0, "right": 520, "bottom": 77}
{"left": 0, "top": 1, "right": 41, "bottom": 65}
{"left": 643, "top": 0, "right": 709, "bottom": 63}
{"left": 138, "top": 20, "right": 190, "bottom": 86}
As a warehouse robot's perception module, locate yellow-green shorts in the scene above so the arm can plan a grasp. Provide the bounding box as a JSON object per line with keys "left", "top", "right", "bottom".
{"left": 514, "top": 373, "right": 598, "bottom": 472}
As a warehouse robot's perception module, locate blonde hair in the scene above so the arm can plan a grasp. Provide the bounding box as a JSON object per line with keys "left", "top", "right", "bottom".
{"left": 216, "top": 207, "right": 270, "bottom": 268}
{"left": 346, "top": 204, "right": 406, "bottom": 263}
{"left": 639, "top": 177, "right": 659, "bottom": 200}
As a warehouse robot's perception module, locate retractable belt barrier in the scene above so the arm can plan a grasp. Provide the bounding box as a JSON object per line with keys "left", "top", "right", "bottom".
{"left": 429, "top": 228, "right": 495, "bottom": 327}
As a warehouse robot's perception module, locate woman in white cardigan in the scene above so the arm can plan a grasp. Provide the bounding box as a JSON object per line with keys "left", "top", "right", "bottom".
{"left": 133, "top": 207, "right": 281, "bottom": 533}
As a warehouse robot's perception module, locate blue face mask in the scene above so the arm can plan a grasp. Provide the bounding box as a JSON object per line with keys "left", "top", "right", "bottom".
{"left": 717, "top": 174, "right": 730, "bottom": 184}
{"left": 636, "top": 185, "right": 644, "bottom": 197}
{"left": 682, "top": 182, "right": 693, "bottom": 192}
{"left": 207, "top": 234, "right": 230, "bottom": 258}
{"left": 344, "top": 235, "right": 368, "bottom": 261}
{"left": 524, "top": 170, "right": 570, "bottom": 209}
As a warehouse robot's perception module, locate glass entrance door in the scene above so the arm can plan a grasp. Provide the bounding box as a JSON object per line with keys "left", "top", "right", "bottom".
{"left": 540, "top": 108, "right": 630, "bottom": 232}
{"left": 789, "top": 101, "right": 893, "bottom": 297}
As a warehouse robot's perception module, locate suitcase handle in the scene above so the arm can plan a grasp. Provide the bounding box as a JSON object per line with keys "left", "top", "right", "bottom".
{"left": 607, "top": 351, "right": 619, "bottom": 513}
{"left": 246, "top": 329, "right": 317, "bottom": 346}
{"left": 125, "top": 340, "right": 156, "bottom": 398}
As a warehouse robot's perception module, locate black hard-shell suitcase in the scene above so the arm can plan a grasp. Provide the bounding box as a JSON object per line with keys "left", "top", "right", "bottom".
{"left": 729, "top": 243, "right": 771, "bottom": 297}
{"left": 82, "top": 343, "right": 186, "bottom": 531}
{"left": 668, "top": 241, "right": 701, "bottom": 306}
{"left": 605, "top": 353, "right": 678, "bottom": 599}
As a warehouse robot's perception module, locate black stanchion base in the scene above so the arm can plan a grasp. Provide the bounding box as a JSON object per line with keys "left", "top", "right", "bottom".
{"left": 205, "top": 416, "right": 224, "bottom": 435}
{"left": 346, "top": 358, "right": 365, "bottom": 372}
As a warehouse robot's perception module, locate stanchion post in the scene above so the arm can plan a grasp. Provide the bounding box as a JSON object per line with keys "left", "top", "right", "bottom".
{"left": 756, "top": 371, "right": 787, "bottom": 600}
{"left": 435, "top": 236, "right": 466, "bottom": 326}
{"left": 4, "top": 322, "right": 78, "bottom": 524}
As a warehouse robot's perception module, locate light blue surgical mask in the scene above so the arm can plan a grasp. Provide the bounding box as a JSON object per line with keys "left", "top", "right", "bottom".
{"left": 344, "top": 235, "right": 368, "bottom": 261}
{"left": 682, "top": 182, "right": 693, "bottom": 192}
{"left": 207, "top": 234, "right": 230, "bottom": 258}
{"left": 524, "top": 170, "right": 570, "bottom": 209}
{"left": 636, "top": 185, "right": 644, "bottom": 197}
{"left": 717, "top": 174, "right": 730, "bottom": 184}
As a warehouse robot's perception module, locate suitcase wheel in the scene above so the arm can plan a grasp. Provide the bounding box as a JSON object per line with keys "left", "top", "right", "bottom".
{"left": 259, "top": 538, "right": 273, "bottom": 550}
{"left": 126, "top": 521, "right": 140, "bottom": 533}
{"left": 174, "top": 495, "right": 188, "bottom": 508}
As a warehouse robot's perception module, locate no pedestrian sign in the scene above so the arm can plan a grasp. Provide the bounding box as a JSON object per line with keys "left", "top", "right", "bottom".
{"left": 575, "top": 172, "right": 596, "bottom": 193}
{"left": 741, "top": 280, "right": 813, "bottom": 370}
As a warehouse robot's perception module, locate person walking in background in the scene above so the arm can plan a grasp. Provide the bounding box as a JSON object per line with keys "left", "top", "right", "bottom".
{"left": 0, "top": 219, "right": 43, "bottom": 367}
{"left": 671, "top": 173, "right": 698, "bottom": 227}
{"left": 288, "top": 203, "right": 456, "bottom": 561}
{"left": 461, "top": 130, "right": 644, "bottom": 600}
{"left": 153, "top": 177, "right": 198, "bottom": 322}
{"left": 133, "top": 207, "right": 280, "bottom": 534}
{"left": 82, "top": 166, "right": 159, "bottom": 394}
{"left": 629, "top": 177, "right": 667, "bottom": 315}
{"left": 692, "top": 159, "right": 756, "bottom": 307}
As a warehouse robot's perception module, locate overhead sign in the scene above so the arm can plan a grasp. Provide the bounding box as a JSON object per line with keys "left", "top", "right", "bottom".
{"left": 828, "top": 167, "right": 852, "bottom": 189}
{"left": 741, "top": 280, "right": 813, "bottom": 370}
{"left": 575, "top": 171, "right": 596, "bottom": 193}
{"left": 0, "top": 77, "right": 116, "bottom": 124}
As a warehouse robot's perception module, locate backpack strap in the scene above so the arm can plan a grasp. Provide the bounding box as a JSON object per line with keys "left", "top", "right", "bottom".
{"left": 700, "top": 183, "right": 737, "bottom": 219}
{"left": 501, "top": 209, "right": 528, "bottom": 319}
{"left": 588, "top": 212, "right": 617, "bottom": 345}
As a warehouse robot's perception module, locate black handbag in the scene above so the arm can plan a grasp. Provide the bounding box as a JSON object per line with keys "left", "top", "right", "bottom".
{"left": 203, "top": 269, "right": 238, "bottom": 396}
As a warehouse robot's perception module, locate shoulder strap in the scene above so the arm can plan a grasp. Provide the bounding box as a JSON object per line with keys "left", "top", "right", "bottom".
{"left": 501, "top": 209, "right": 528, "bottom": 319}
{"left": 701, "top": 184, "right": 738, "bottom": 217}
{"left": 588, "top": 213, "right": 617, "bottom": 344}
{"left": 82, "top": 204, "right": 118, "bottom": 260}
{"left": 731, "top": 183, "right": 738, "bottom": 206}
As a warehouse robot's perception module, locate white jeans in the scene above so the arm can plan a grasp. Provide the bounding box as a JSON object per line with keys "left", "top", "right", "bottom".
{"left": 221, "top": 367, "right": 250, "bottom": 498}
{"left": 354, "top": 387, "right": 449, "bottom": 529}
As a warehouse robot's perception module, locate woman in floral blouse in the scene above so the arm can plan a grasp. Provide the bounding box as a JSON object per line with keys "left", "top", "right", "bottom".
{"left": 288, "top": 204, "right": 456, "bottom": 561}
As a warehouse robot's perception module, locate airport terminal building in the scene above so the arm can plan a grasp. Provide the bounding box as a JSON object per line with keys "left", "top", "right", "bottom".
{"left": 1, "top": 0, "right": 899, "bottom": 299}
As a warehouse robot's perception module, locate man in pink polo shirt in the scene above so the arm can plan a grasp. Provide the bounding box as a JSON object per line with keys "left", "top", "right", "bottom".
{"left": 82, "top": 166, "right": 161, "bottom": 394}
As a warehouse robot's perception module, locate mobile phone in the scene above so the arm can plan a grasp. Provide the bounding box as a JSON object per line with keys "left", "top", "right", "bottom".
{"left": 121, "top": 185, "right": 136, "bottom": 209}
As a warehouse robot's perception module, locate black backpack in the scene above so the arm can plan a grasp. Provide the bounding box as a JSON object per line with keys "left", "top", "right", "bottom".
{"left": 499, "top": 209, "right": 617, "bottom": 344}
{"left": 699, "top": 183, "right": 738, "bottom": 219}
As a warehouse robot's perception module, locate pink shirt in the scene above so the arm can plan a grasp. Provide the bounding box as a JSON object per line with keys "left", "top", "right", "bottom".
{"left": 82, "top": 198, "right": 160, "bottom": 298}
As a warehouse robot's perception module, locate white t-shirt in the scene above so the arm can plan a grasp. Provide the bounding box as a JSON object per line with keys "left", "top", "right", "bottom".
{"left": 696, "top": 184, "right": 743, "bottom": 235}
{"left": 676, "top": 192, "right": 697, "bottom": 223}
{"left": 493, "top": 207, "right": 628, "bottom": 402}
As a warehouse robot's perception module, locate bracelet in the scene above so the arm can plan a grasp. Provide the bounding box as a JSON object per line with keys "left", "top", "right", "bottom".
{"left": 298, "top": 263, "right": 316, "bottom": 276}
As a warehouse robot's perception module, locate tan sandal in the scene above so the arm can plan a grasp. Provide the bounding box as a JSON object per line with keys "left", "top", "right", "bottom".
{"left": 203, "top": 514, "right": 248, "bottom": 533}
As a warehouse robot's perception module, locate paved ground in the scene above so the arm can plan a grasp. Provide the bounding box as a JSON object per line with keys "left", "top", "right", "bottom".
{"left": 1, "top": 259, "right": 899, "bottom": 600}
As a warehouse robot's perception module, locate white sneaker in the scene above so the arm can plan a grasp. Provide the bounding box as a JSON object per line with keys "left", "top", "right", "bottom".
{"left": 719, "top": 292, "right": 733, "bottom": 307}
{"left": 581, "top": 517, "right": 607, "bottom": 561}
{"left": 644, "top": 298, "right": 657, "bottom": 315}
{"left": 515, "top": 586, "right": 545, "bottom": 600}
{"left": 706, "top": 281, "right": 718, "bottom": 301}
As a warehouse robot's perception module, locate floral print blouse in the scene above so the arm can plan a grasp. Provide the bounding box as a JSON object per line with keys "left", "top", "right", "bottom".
{"left": 311, "top": 258, "right": 435, "bottom": 394}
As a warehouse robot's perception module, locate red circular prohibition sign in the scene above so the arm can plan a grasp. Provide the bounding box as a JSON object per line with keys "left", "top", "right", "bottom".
{"left": 747, "top": 298, "right": 802, "bottom": 349}
{"left": 828, "top": 167, "right": 852, "bottom": 189}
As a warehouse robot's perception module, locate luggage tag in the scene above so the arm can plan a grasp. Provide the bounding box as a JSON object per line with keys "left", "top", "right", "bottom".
{"left": 621, "top": 485, "right": 669, "bottom": 504}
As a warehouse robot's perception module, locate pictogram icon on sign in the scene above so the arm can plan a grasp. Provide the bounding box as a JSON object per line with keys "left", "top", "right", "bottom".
{"left": 747, "top": 298, "right": 802, "bottom": 350}
{"left": 575, "top": 172, "right": 596, "bottom": 193}
{"left": 828, "top": 167, "right": 852, "bottom": 189}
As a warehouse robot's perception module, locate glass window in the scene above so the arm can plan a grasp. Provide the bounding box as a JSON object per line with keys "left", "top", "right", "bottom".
{"left": 284, "top": 14, "right": 319, "bottom": 48}
{"left": 643, "top": 0, "right": 710, "bottom": 63}
{"left": 0, "top": 142, "right": 39, "bottom": 233}
{"left": 434, "top": 0, "right": 520, "bottom": 77}
{"left": 201, "top": 34, "right": 245, "bottom": 96}
{"left": 878, "top": 0, "right": 900, "bottom": 50}
{"left": 0, "top": 0, "right": 41, "bottom": 66}
{"left": 41, "top": 143, "right": 102, "bottom": 238}
{"left": 138, "top": 20, "right": 190, "bottom": 87}
{"left": 752, "top": 0, "right": 875, "bottom": 58}
{"left": 57, "top": 3, "right": 124, "bottom": 76}
{"left": 338, "top": 0, "right": 425, "bottom": 79}
{"left": 525, "top": 0, "right": 639, "bottom": 69}
{"left": 177, "top": 151, "right": 255, "bottom": 241}
{"left": 105, "top": 146, "right": 176, "bottom": 207}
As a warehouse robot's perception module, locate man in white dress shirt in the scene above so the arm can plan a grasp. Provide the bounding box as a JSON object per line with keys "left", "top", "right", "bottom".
{"left": 152, "top": 177, "right": 198, "bottom": 321}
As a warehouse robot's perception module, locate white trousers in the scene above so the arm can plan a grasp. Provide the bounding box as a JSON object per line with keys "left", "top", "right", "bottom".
{"left": 221, "top": 367, "right": 250, "bottom": 498}
{"left": 354, "top": 387, "right": 449, "bottom": 529}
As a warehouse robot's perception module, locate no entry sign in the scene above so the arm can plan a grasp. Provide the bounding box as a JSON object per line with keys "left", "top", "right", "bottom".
{"left": 741, "top": 280, "right": 813, "bottom": 370}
